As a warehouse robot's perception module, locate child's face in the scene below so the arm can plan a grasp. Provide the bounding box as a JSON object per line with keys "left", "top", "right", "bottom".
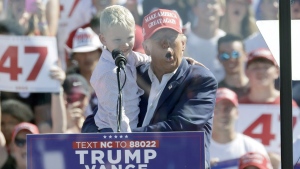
{"left": 100, "top": 25, "right": 135, "bottom": 57}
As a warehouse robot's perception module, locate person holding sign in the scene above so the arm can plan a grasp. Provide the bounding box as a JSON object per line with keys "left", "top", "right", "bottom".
{"left": 210, "top": 88, "right": 269, "bottom": 169}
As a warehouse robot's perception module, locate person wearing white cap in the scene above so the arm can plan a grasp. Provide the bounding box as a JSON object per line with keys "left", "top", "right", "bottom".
{"left": 70, "top": 27, "right": 103, "bottom": 84}
{"left": 67, "top": 27, "right": 103, "bottom": 116}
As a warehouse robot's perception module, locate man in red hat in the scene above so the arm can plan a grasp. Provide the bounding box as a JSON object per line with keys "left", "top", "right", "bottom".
{"left": 131, "top": 8, "right": 217, "bottom": 168}
{"left": 211, "top": 88, "right": 269, "bottom": 169}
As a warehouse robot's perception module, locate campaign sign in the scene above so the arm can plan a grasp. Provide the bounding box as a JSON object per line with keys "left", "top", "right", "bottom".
{"left": 0, "top": 35, "right": 60, "bottom": 92}
{"left": 27, "top": 132, "right": 205, "bottom": 169}
{"left": 236, "top": 104, "right": 300, "bottom": 153}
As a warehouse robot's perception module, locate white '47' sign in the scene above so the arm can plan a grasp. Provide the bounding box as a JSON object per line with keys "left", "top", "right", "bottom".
{"left": 0, "top": 35, "right": 60, "bottom": 92}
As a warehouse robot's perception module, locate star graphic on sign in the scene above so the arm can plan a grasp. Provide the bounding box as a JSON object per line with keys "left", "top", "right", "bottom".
{"left": 103, "top": 135, "right": 107, "bottom": 139}
{"left": 120, "top": 135, "right": 123, "bottom": 138}
{"left": 114, "top": 135, "right": 118, "bottom": 138}
{"left": 125, "top": 135, "right": 128, "bottom": 138}
{"left": 109, "top": 135, "right": 112, "bottom": 138}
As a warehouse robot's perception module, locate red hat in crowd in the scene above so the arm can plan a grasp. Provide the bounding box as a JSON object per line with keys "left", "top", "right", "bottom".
{"left": 239, "top": 152, "right": 271, "bottom": 169}
{"left": 11, "top": 122, "right": 39, "bottom": 142}
{"left": 142, "top": 9, "right": 182, "bottom": 40}
{"left": 247, "top": 48, "right": 278, "bottom": 67}
{"left": 216, "top": 88, "right": 238, "bottom": 107}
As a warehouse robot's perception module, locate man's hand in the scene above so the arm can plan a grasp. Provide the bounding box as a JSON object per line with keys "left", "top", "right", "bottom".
{"left": 184, "top": 57, "right": 208, "bottom": 69}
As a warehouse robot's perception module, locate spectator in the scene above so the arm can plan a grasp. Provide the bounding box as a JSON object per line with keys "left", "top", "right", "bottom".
{"left": 240, "top": 48, "right": 298, "bottom": 169}
{"left": 239, "top": 152, "right": 272, "bottom": 169}
{"left": 217, "top": 34, "right": 249, "bottom": 99}
{"left": 141, "top": 0, "right": 191, "bottom": 26}
{"left": 239, "top": 48, "right": 297, "bottom": 106}
{"left": 254, "top": 0, "right": 278, "bottom": 20}
{"left": 210, "top": 88, "right": 269, "bottom": 169}
{"left": 291, "top": 0, "right": 300, "bottom": 19}
{"left": 244, "top": 0, "right": 278, "bottom": 53}
{"left": 6, "top": 0, "right": 59, "bottom": 36}
{"left": 185, "top": 0, "right": 226, "bottom": 82}
{"left": 57, "top": 0, "right": 94, "bottom": 70}
{"left": 220, "top": 0, "right": 258, "bottom": 40}
{"left": 8, "top": 122, "right": 39, "bottom": 169}
{"left": 63, "top": 74, "right": 91, "bottom": 133}
{"left": 1, "top": 100, "right": 33, "bottom": 146}
{"left": 67, "top": 27, "right": 102, "bottom": 116}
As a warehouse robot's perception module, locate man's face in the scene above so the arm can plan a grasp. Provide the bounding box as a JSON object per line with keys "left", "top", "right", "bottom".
{"left": 226, "top": 0, "right": 248, "bottom": 22}
{"left": 218, "top": 41, "right": 246, "bottom": 75}
{"left": 73, "top": 50, "right": 101, "bottom": 73}
{"left": 260, "top": 0, "right": 279, "bottom": 20}
{"left": 10, "top": 0, "right": 26, "bottom": 19}
{"left": 1, "top": 114, "right": 21, "bottom": 144}
{"left": 193, "top": 0, "right": 224, "bottom": 23}
{"left": 11, "top": 130, "right": 31, "bottom": 169}
{"left": 246, "top": 60, "right": 279, "bottom": 87}
{"left": 291, "top": 0, "right": 300, "bottom": 19}
{"left": 100, "top": 25, "right": 135, "bottom": 57}
{"left": 144, "top": 29, "right": 185, "bottom": 76}
{"left": 213, "top": 99, "right": 238, "bottom": 130}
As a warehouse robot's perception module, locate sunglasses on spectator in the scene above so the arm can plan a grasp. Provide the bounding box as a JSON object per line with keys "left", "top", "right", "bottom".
{"left": 15, "top": 138, "right": 26, "bottom": 148}
{"left": 219, "top": 51, "right": 240, "bottom": 61}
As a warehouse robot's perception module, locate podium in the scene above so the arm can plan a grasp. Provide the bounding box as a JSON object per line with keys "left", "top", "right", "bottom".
{"left": 27, "top": 131, "right": 205, "bottom": 169}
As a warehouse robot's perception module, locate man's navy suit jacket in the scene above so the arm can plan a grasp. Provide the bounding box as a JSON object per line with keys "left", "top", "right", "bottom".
{"left": 82, "top": 58, "right": 217, "bottom": 167}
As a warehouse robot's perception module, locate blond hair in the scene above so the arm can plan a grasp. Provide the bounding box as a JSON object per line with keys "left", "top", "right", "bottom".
{"left": 100, "top": 5, "right": 135, "bottom": 34}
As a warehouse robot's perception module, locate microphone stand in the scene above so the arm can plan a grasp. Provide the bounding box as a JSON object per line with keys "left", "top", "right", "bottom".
{"left": 116, "top": 66, "right": 122, "bottom": 133}
{"left": 116, "top": 66, "right": 126, "bottom": 132}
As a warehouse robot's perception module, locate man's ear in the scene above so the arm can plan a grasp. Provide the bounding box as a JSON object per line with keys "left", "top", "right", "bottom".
{"left": 142, "top": 41, "right": 151, "bottom": 55}
{"left": 99, "top": 34, "right": 107, "bottom": 46}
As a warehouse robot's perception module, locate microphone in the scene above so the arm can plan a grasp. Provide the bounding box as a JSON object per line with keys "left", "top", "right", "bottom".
{"left": 112, "top": 49, "right": 127, "bottom": 70}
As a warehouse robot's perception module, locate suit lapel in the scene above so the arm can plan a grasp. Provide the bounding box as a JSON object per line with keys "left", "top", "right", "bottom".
{"left": 154, "top": 59, "right": 189, "bottom": 112}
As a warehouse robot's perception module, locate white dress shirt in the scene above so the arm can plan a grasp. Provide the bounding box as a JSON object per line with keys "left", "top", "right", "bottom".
{"left": 142, "top": 66, "right": 177, "bottom": 127}
{"left": 91, "top": 49, "right": 151, "bottom": 132}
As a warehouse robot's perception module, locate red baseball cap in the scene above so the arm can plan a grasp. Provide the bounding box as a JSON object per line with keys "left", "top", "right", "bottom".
{"left": 216, "top": 88, "right": 238, "bottom": 107}
{"left": 247, "top": 48, "right": 278, "bottom": 67}
{"left": 142, "top": 9, "right": 182, "bottom": 40}
{"left": 11, "top": 122, "right": 39, "bottom": 142}
{"left": 239, "top": 152, "right": 271, "bottom": 169}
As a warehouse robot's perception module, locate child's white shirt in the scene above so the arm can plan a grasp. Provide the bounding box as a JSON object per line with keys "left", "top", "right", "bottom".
{"left": 90, "top": 49, "right": 151, "bottom": 132}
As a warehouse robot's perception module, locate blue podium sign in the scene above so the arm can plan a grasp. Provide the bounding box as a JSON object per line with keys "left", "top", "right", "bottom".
{"left": 27, "top": 131, "right": 205, "bottom": 169}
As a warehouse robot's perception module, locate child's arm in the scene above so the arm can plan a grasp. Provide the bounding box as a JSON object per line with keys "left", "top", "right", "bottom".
{"left": 132, "top": 52, "right": 151, "bottom": 67}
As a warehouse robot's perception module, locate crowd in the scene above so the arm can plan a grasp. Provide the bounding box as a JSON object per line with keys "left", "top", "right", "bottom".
{"left": 0, "top": 0, "right": 300, "bottom": 169}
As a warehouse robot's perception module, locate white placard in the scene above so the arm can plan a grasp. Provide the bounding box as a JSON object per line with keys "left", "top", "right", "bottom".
{"left": 0, "top": 35, "right": 60, "bottom": 92}
{"left": 257, "top": 20, "right": 300, "bottom": 80}
{"left": 236, "top": 104, "right": 300, "bottom": 153}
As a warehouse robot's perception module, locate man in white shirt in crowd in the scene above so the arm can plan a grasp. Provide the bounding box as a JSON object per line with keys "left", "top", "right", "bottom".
{"left": 210, "top": 88, "right": 271, "bottom": 169}
{"left": 185, "top": 0, "right": 226, "bottom": 82}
